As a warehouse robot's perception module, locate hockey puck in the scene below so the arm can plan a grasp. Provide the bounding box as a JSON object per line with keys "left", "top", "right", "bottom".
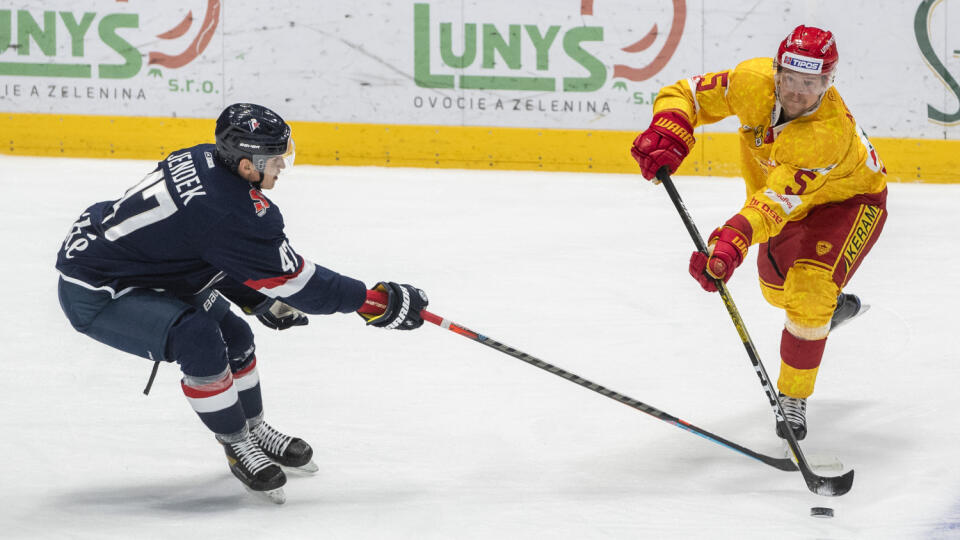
{"left": 810, "top": 507, "right": 834, "bottom": 518}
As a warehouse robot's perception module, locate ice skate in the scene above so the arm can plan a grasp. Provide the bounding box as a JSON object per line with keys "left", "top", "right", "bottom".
{"left": 776, "top": 394, "right": 845, "bottom": 471}
{"left": 251, "top": 420, "right": 319, "bottom": 473}
{"left": 830, "top": 293, "right": 869, "bottom": 331}
{"left": 775, "top": 392, "right": 808, "bottom": 441}
{"left": 218, "top": 429, "right": 287, "bottom": 504}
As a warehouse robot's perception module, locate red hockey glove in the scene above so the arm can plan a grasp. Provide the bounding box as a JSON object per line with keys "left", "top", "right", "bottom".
{"left": 688, "top": 214, "right": 753, "bottom": 292}
{"left": 630, "top": 110, "right": 695, "bottom": 181}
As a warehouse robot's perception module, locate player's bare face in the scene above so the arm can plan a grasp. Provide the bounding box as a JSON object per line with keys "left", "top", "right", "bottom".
{"left": 777, "top": 70, "right": 829, "bottom": 119}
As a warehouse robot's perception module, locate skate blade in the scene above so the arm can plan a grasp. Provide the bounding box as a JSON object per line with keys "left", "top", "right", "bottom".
{"left": 832, "top": 303, "right": 871, "bottom": 331}
{"left": 283, "top": 460, "right": 319, "bottom": 474}
{"left": 246, "top": 486, "right": 286, "bottom": 504}
{"left": 781, "top": 440, "right": 844, "bottom": 471}
{"left": 295, "top": 460, "right": 319, "bottom": 473}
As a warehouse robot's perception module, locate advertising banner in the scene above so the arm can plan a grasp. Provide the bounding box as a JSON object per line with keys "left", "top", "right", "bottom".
{"left": 0, "top": 0, "right": 956, "bottom": 138}
{"left": 0, "top": 0, "right": 223, "bottom": 116}
{"left": 3, "top": 1, "right": 960, "bottom": 182}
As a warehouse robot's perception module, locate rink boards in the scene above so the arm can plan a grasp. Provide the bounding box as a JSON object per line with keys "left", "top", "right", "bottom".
{"left": 2, "top": 112, "right": 958, "bottom": 183}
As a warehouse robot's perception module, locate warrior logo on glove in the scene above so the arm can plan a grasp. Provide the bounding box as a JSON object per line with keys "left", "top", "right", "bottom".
{"left": 630, "top": 109, "right": 696, "bottom": 181}
{"left": 357, "top": 282, "right": 429, "bottom": 330}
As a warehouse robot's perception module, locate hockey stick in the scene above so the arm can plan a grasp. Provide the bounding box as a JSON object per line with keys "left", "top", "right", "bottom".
{"left": 655, "top": 167, "right": 854, "bottom": 496}
{"left": 411, "top": 306, "right": 797, "bottom": 472}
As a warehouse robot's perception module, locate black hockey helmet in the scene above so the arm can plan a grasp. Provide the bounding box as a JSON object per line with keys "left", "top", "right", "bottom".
{"left": 214, "top": 103, "right": 293, "bottom": 174}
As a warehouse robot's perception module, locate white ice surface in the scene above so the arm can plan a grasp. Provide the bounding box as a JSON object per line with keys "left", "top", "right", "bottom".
{"left": 2, "top": 155, "right": 959, "bottom": 539}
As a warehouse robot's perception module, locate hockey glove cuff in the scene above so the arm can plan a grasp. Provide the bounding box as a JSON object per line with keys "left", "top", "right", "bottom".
{"left": 247, "top": 299, "right": 309, "bottom": 330}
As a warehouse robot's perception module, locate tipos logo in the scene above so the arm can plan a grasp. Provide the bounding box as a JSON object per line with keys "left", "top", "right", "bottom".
{"left": 0, "top": 1, "right": 220, "bottom": 78}
{"left": 414, "top": 1, "right": 686, "bottom": 92}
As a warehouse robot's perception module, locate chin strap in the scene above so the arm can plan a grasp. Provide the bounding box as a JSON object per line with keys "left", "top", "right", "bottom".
{"left": 250, "top": 170, "right": 264, "bottom": 191}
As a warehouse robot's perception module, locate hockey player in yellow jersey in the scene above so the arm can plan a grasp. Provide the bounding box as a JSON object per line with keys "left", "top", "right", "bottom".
{"left": 630, "top": 25, "right": 888, "bottom": 441}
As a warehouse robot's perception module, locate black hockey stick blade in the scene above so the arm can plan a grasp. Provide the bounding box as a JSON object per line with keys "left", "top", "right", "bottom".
{"left": 801, "top": 462, "right": 855, "bottom": 496}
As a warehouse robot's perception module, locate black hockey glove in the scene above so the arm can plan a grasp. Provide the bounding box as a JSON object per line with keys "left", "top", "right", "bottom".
{"left": 357, "top": 281, "right": 428, "bottom": 330}
{"left": 248, "top": 299, "right": 309, "bottom": 330}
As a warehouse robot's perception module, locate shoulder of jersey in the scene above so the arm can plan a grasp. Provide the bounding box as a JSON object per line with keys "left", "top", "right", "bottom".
{"left": 168, "top": 145, "right": 242, "bottom": 213}
{"left": 173, "top": 144, "right": 283, "bottom": 222}
{"left": 727, "top": 57, "right": 776, "bottom": 123}
{"left": 192, "top": 143, "right": 227, "bottom": 177}
{"left": 733, "top": 57, "right": 775, "bottom": 77}
{"left": 166, "top": 144, "right": 230, "bottom": 184}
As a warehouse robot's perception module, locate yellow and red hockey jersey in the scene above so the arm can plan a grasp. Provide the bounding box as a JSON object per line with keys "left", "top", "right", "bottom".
{"left": 653, "top": 57, "right": 887, "bottom": 245}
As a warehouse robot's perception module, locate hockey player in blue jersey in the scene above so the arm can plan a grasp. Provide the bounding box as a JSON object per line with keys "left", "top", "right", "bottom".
{"left": 56, "top": 103, "right": 428, "bottom": 504}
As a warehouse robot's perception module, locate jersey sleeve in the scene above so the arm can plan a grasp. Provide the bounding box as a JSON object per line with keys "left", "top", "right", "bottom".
{"left": 653, "top": 69, "right": 734, "bottom": 127}
{"left": 215, "top": 274, "right": 272, "bottom": 313}
{"left": 654, "top": 58, "right": 779, "bottom": 132}
{"left": 201, "top": 214, "right": 367, "bottom": 315}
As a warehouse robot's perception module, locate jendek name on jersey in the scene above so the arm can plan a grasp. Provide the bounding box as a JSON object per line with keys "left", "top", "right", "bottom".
{"left": 166, "top": 151, "right": 207, "bottom": 206}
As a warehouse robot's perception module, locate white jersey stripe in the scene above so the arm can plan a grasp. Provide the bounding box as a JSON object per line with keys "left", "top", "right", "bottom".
{"left": 233, "top": 368, "right": 260, "bottom": 392}
{"left": 255, "top": 259, "right": 317, "bottom": 298}
{"left": 686, "top": 78, "right": 701, "bottom": 116}
{"left": 58, "top": 272, "right": 134, "bottom": 299}
{"left": 184, "top": 384, "right": 240, "bottom": 414}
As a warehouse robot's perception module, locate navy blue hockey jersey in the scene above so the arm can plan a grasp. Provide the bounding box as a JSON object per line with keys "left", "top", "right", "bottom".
{"left": 56, "top": 144, "right": 366, "bottom": 315}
